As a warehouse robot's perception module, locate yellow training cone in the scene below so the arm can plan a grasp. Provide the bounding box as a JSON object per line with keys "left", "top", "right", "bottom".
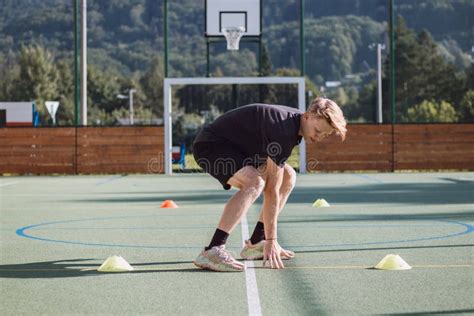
{"left": 374, "top": 254, "right": 412, "bottom": 270}
{"left": 98, "top": 255, "right": 134, "bottom": 272}
{"left": 312, "top": 199, "right": 330, "bottom": 208}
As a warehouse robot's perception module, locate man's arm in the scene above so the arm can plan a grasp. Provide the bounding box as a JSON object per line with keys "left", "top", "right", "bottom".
{"left": 262, "top": 157, "right": 284, "bottom": 239}
{"left": 262, "top": 157, "right": 285, "bottom": 268}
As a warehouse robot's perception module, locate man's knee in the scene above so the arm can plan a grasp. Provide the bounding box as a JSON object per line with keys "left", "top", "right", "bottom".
{"left": 242, "top": 174, "right": 265, "bottom": 197}
{"left": 228, "top": 167, "right": 266, "bottom": 196}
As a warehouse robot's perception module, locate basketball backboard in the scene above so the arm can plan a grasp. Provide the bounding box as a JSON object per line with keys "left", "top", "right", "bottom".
{"left": 205, "top": 0, "right": 261, "bottom": 37}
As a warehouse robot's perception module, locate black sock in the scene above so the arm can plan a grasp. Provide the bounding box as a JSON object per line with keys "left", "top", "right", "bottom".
{"left": 250, "top": 221, "right": 265, "bottom": 245}
{"left": 205, "top": 228, "right": 229, "bottom": 250}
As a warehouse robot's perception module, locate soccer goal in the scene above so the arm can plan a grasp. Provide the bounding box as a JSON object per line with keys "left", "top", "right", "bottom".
{"left": 163, "top": 76, "right": 306, "bottom": 175}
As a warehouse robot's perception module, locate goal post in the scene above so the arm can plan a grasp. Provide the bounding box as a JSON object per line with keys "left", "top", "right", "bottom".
{"left": 163, "top": 76, "right": 306, "bottom": 175}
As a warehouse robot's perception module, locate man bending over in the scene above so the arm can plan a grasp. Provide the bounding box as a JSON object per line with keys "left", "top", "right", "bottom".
{"left": 192, "top": 97, "right": 347, "bottom": 271}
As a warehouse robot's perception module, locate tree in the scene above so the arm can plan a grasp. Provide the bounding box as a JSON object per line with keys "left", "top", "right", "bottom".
{"left": 111, "top": 106, "right": 154, "bottom": 125}
{"left": 55, "top": 60, "right": 74, "bottom": 125}
{"left": 404, "top": 100, "right": 458, "bottom": 123}
{"left": 140, "top": 56, "right": 164, "bottom": 118}
{"left": 415, "top": 30, "right": 464, "bottom": 106}
{"left": 0, "top": 52, "right": 19, "bottom": 102}
{"left": 383, "top": 16, "right": 466, "bottom": 122}
{"left": 459, "top": 90, "right": 474, "bottom": 123}
{"left": 87, "top": 65, "right": 122, "bottom": 114}
{"left": 212, "top": 49, "right": 258, "bottom": 77}
{"left": 2, "top": 1, "right": 472, "bottom": 126}
{"left": 88, "top": 106, "right": 115, "bottom": 126}
{"left": 268, "top": 15, "right": 385, "bottom": 83}
{"left": 351, "top": 80, "right": 378, "bottom": 122}
{"left": 259, "top": 43, "right": 277, "bottom": 104}
{"left": 270, "top": 68, "right": 320, "bottom": 108}
{"left": 12, "top": 45, "right": 59, "bottom": 122}
{"left": 173, "top": 112, "right": 205, "bottom": 149}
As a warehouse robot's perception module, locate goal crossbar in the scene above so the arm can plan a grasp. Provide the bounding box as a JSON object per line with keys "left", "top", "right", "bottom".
{"left": 163, "top": 76, "right": 306, "bottom": 175}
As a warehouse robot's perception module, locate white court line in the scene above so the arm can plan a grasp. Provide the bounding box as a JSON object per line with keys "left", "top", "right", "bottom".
{"left": 0, "top": 182, "right": 18, "bottom": 187}
{"left": 241, "top": 214, "right": 263, "bottom": 316}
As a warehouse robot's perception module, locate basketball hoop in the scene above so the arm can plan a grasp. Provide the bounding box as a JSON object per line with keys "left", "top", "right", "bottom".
{"left": 222, "top": 27, "right": 245, "bottom": 50}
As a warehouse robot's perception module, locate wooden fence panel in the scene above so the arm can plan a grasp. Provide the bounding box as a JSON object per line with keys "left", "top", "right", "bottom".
{"left": 0, "top": 127, "right": 76, "bottom": 174}
{"left": 76, "top": 126, "right": 164, "bottom": 174}
{"left": 306, "top": 125, "right": 393, "bottom": 172}
{"left": 1, "top": 124, "right": 471, "bottom": 174}
{"left": 394, "top": 124, "right": 474, "bottom": 170}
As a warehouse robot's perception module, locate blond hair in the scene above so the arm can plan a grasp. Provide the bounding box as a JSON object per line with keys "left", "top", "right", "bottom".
{"left": 307, "top": 97, "right": 347, "bottom": 141}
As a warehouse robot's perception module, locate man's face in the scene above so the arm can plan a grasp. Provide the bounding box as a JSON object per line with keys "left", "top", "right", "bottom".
{"left": 301, "top": 113, "right": 334, "bottom": 144}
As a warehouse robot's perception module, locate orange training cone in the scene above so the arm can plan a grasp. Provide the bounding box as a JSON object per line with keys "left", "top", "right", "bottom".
{"left": 160, "top": 200, "right": 178, "bottom": 208}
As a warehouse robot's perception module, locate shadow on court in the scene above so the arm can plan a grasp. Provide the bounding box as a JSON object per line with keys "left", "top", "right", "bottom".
{"left": 71, "top": 181, "right": 474, "bottom": 205}
{"left": 278, "top": 211, "right": 474, "bottom": 224}
{"left": 293, "top": 243, "right": 474, "bottom": 255}
{"left": 384, "top": 309, "right": 474, "bottom": 315}
{"left": 289, "top": 182, "right": 474, "bottom": 205}
{"left": 0, "top": 259, "right": 202, "bottom": 279}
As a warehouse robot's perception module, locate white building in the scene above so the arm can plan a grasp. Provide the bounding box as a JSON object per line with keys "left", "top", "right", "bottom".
{"left": 0, "top": 102, "right": 39, "bottom": 127}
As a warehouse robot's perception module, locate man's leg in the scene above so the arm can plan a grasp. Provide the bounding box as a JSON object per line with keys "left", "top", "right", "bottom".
{"left": 218, "top": 166, "right": 266, "bottom": 231}
{"left": 241, "top": 163, "right": 296, "bottom": 260}
{"left": 206, "top": 166, "right": 265, "bottom": 249}
{"left": 250, "top": 163, "right": 296, "bottom": 244}
{"left": 194, "top": 166, "right": 266, "bottom": 272}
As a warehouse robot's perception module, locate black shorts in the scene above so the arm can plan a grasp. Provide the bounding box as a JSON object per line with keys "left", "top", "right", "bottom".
{"left": 193, "top": 142, "right": 265, "bottom": 190}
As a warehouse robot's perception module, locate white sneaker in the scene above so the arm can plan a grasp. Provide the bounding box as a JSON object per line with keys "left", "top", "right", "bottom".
{"left": 193, "top": 245, "right": 245, "bottom": 272}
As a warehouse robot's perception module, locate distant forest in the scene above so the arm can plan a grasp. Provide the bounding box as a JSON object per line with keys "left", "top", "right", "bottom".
{"left": 0, "top": 0, "right": 472, "bottom": 141}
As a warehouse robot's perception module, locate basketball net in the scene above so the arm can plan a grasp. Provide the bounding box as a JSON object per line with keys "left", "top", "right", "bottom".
{"left": 222, "top": 27, "right": 245, "bottom": 50}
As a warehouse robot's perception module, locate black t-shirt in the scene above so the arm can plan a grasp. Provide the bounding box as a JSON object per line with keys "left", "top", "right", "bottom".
{"left": 194, "top": 103, "right": 303, "bottom": 166}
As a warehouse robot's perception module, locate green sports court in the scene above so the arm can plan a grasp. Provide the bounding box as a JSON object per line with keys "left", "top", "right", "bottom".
{"left": 1, "top": 172, "right": 473, "bottom": 314}
{"left": 1, "top": 0, "right": 474, "bottom": 315}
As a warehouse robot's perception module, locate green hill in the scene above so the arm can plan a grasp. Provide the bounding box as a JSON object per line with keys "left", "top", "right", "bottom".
{"left": 0, "top": 0, "right": 472, "bottom": 127}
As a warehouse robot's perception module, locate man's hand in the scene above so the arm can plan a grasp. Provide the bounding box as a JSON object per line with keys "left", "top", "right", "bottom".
{"left": 263, "top": 239, "right": 285, "bottom": 269}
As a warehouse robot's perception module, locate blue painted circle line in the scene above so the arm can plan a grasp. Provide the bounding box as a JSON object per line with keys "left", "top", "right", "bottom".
{"left": 16, "top": 215, "right": 474, "bottom": 250}
{"left": 287, "top": 220, "right": 474, "bottom": 249}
